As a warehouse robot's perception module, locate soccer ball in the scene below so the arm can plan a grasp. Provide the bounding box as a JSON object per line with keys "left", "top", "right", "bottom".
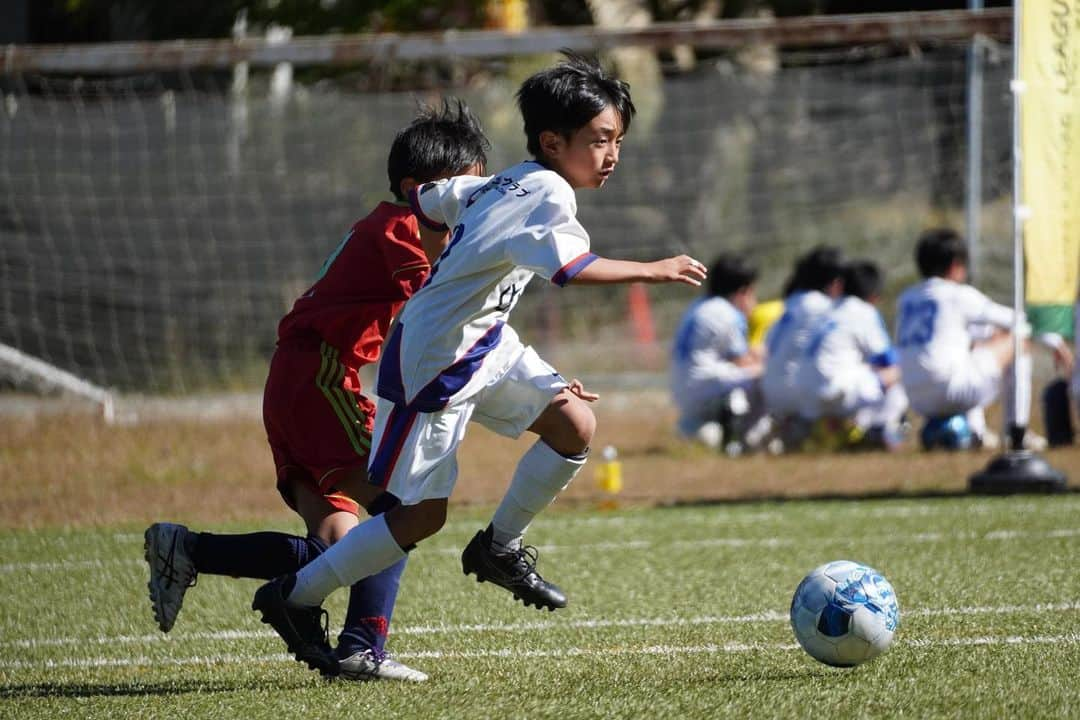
{"left": 789, "top": 560, "right": 899, "bottom": 667}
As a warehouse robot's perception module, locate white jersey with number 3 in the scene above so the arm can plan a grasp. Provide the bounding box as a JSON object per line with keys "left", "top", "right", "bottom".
{"left": 895, "top": 277, "right": 1017, "bottom": 388}
{"left": 385, "top": 160, "right": 597, "bottom": 411}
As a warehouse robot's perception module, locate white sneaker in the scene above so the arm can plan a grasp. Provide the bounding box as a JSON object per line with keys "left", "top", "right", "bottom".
{"left": 339, "top": 649, "right": 429, "bottom": 682}
{"left": 692, "top": 421, "right": 722, "bottom": 450}
{"left": 974, "top": 430, "right": 1000, "bottom": 451}
{"left": 1021, "top": 431, "right": 1048, "bottom": 452}
{"left": 144, "top": 523, "right": 197, "bottom": 633}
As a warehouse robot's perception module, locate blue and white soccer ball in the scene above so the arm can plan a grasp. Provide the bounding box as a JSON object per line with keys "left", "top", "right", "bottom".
{"left": 789, "top": 560, "right": 899, "bottom": 667}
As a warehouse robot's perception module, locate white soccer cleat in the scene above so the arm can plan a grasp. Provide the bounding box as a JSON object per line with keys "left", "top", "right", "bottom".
{"left": 339, "top": 649, "right": 429, "bottom": 682}
{"left": 144, "top": 522, "right": 197, "bottom": 633}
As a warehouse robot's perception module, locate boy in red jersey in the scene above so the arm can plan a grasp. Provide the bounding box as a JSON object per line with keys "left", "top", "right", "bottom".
{"left": 144, "top": 100, "right": 489, "bottom": 681}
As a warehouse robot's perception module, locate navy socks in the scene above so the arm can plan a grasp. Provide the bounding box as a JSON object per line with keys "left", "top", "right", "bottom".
{"left": 191, "top": 529, "right": 406, "bottom": 655}
{"left": 336, "top": 557, "right": 407, "bottom": 657}
{"left": 193, "top": 531, "right": 327, "bottom": 580}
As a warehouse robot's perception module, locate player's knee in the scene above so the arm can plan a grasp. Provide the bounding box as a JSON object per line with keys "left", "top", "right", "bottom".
{"left": 576, "top": 406, "right": 597, "bottom": 449}
{"left": 533, "top": 391, "right": 596, "bottom": 456}
{"left": 387, "top": 499, "right": 447, "bottom": 547}
{"left": 554, "top": 404, "right": 595, "bottom": 456}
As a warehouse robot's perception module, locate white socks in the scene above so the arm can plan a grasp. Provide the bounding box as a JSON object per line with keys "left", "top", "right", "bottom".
{"left": 861, "top": 383, "right": 910, "bottom": 431}
{"left": 287, "top": 514, "right": 406, "bottom": 607}
{"left": 490, "top": 440, "right": 587, "bottom": 551}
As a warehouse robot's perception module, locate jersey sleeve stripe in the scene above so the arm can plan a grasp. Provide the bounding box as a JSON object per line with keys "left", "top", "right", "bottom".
{"left": 869, "top": 348, "right": 898, "bottom": 368}
{"left": 391, "top": 260, "right": 429, "bottom": 279}
{"left": 551, "top": 252, "right": 599, "bottom": 287}
{"left": 407, "top": 187, "right": 449, "bottom": 233}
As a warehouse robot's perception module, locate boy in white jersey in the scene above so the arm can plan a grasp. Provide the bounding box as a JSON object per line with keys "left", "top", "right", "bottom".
{"left": 795, "top": 261, "right": 907, "bottom": 448}
{"left": 251, "top": 53, "right": 708, "bottom": 676}
{"left": 669, "top": 253, "right": 765, "bottom": 451}
{"left": 896, "top": 228, "right": 1070, "bottom": 450}
{"left": 762, "top": 246, "right": 846, "bottom": 446}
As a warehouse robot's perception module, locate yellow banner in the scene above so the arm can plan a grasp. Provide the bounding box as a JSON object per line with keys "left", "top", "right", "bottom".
{"left": 1022, "top": 0, "right": 1080, "bottom": 331}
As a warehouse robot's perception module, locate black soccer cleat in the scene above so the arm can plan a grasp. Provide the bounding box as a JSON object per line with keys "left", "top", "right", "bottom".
{"left": 252, "top": 575, "right": 340, "bottom": 678}
{"left": 461, "top": 526, "right": 567, "bottom": 611}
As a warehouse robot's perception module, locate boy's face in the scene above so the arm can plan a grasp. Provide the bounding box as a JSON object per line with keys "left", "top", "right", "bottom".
{"left": 947, "top": 259, "right": 968, "bottom": 283}
{"left": 732, "top": 285, "right": 757, "bottom": 316}
{"left": 539, "top": 105, "right": 624, "bottom": 190}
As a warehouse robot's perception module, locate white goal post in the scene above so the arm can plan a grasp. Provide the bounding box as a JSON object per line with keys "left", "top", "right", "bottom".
{"left": 0, "top": 341, "right": 115, "bottom": 422}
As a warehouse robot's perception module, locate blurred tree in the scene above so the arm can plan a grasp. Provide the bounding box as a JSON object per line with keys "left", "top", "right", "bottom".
{"left": 27, "top": 0, "right": 488, "bottom": 43}
{"left": 26, "top": 0, "right": 1014, "bottom": 44}
{"left": 244, "top": 0, "right": 488, "bottom": 34}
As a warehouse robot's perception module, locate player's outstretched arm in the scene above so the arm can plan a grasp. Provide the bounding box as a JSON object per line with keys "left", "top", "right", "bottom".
{"left": 570, "top": 255, "right": 706, "bottom": 287}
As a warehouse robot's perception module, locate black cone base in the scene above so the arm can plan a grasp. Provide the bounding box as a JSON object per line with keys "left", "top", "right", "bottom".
{"left": 968, "top": 451, "right": 1068, "bottom": 495}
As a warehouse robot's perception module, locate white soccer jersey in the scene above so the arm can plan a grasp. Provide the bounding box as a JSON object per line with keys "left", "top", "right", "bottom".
{"left": 804, "top": 296, "right": 895, "bottom": 384}
{"left": 795, "top": 296, "right": 895, "bottom": 418}
{"left": 896, "top": 277, "right": 1019, "bottom": 387}
{"left": 383, "top": 161, "right": 595, "bottom": 411}
{"left": 669, "top": 296, "right": 751, "bottom": 410}
{"left": 762, "top": 290, "right": 835, "bottom": 414}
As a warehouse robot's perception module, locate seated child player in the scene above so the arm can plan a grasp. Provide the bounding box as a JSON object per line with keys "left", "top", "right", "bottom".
{"left": 249, "top": 52, "right": 708, "bottom": 677}
{"left": 143, "top": 100, "right": 490, "bottom": 682}
{"left": 761, "top": 245, "right": 846, "bottom": 447}
{"left": 896, "top": 228, "right": 1071, "bottom": 450}
{"left": 795, "top": 260, "right": 908, "bottom": 449}
{"left": 669, "top": 252, "right": 766, "bottom": 454}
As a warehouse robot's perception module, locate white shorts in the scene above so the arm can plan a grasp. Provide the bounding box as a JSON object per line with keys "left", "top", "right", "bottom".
{"left": 762, "top": 372, "right": 801, "bottom": 418}
{"left": 905, "top": 347, "right": 1002, "bottom": 417}
{"left": 368, "top": 346, "right": 566, "bottom": 505}
{"left": 801, "top": 365, "right": 884, "bottom": 420}
{"left": 673, "top": 371, "right": 759, "bottom": 436}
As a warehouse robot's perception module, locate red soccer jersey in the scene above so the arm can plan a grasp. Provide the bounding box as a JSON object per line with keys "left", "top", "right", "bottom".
{"left": 276, "top": 202, "right": 429, "bottom": 375}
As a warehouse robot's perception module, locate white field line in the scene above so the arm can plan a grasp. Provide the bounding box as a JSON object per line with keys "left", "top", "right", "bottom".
{"left": 10, "top": 497, "right": 1078, "bottom": 548}
{"left": 4, "top": 633, "right": 1080, "bottom": 671}
{"left": 5, "top": 526, "right": 1078, "bottom": 573}
{"left": 5, "top": 600, "right": 1080, "bottom": 651}
{"left": 80, "top": 496, "right": 1080, "bottom": 544}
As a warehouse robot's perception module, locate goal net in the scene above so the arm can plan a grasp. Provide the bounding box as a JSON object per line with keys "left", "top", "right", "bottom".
{"left": 0, "top": 15, "right": 1016, "bottom": 404}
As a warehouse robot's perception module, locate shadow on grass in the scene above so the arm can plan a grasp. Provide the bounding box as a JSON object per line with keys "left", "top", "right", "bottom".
{"left": 0, "top": 677, "right": 321, "bottom": 700}
{"left": 659, "top": 484, "right": 1080, "bottom": 508}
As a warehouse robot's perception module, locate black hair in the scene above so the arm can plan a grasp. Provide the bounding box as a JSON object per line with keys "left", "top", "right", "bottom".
{"left": 843, "top": 260, "right": 883, "bottom": 301}
{"left": 387, "top": 98, "right": 490, "bottom": 201}
{"left": 783, "top": 245, "right": 846, "bottom": 296}
{"left": 915, "top": 227, "right": 968, "bottom": 278}
{"left": 516, "top": 51, "right": 636, "bottom": 160}
{"left": 707, "top": 252, "right": 758, "bottom": 299}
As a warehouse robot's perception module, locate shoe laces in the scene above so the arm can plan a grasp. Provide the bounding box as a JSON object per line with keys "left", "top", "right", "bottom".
{"left": 297, "top": 605, "right": 332, "bottom": 646}
{"left": 500, "top": 543, "right": 541, "bottom": 582}
{"left": 358, "top": 647, "right": 386, "bottom": 665}
{"left": 158, "top": 535, "right": 196, "bottom": 590}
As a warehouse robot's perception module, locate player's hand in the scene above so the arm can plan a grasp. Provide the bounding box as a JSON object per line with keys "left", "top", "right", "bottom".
{"left": 567, "top": 378, "right": 599, "bottom": 402}
{"left": 647, "top": 255, "right": 707, "bottom": 286}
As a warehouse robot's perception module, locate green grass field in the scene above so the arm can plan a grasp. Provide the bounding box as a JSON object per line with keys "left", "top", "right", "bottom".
{"left": 3, "top": 494, "right": 1079, "bottom": 719}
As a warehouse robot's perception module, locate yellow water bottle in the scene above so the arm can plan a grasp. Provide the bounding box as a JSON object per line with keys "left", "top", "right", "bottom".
{"left": 595, "top": 445, "right": 623, "bottom": 509}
